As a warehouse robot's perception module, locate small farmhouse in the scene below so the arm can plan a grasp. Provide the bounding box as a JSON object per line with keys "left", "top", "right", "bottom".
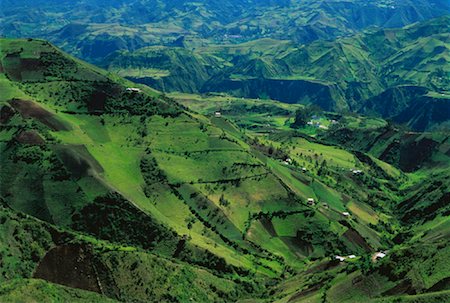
{"left": 375, "top": 252, "right": 386, "bottom": 259}
{"left": 350, "top": 169, "right": 363, "bottom": 175}
{"left": 335, "top": 256, "right": 346, "bottom": 262}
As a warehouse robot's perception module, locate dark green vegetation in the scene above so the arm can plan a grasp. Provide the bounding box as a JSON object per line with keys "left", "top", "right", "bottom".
{"left": 1, "top": 38, "right": 449, "bottom": 302}
{"left": 104, "top": 16, "right": 450, "bottom": 131}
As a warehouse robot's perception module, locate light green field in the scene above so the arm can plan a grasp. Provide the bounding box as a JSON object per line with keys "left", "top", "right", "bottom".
{"left": 0, "top": 74, "right": 29, "bottom": 103}
{"left": 112, "top": 67, "right": 170, "bottom": 78}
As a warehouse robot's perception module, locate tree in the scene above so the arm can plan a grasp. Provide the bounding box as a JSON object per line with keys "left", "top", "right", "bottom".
{"left": 291, "top": 105, "right": 323, "bottom": 129}
{"left": 219, "top": 194, "right": 230, "bottom": 207}
{"left": 291, "top": 107, "right": 309, "bottom": 128}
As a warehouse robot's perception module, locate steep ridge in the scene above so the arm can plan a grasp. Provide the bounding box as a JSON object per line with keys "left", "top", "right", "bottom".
{"left": 362, "top": 86, "right": 450, "bottom": 131}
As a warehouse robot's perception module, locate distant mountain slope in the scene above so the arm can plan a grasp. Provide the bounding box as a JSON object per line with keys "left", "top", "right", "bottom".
{"left": 103, "top": 46, "right": 221, "bottom": 93}
{"left": 1, "top": 0, "right": 449, "bottom": 61}
{"left": 363, "top": 87, "right": 450, "bottom": 131}
{"left": 103, "top": 16, "right": 450, "bottom": 130}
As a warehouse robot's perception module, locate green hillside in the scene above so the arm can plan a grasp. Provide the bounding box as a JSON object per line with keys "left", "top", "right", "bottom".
{"left": 103, "top": 46, "right": 221, "bottom": 93}
{"left": 1, "top": 38, "right": 449, "bottom": 302}
{"left": 101, "top": 17, "right": 450, "bottom": 130}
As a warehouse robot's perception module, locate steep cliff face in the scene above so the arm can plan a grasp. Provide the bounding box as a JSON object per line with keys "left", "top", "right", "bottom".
{"left": 392, "top": 95, "right": 450, "bottom": 131}
{"left": 361, "top": 86, "right": 450, "bottom": 131}
{"left": 362, "top": 86, "right": 429, "bottom": 117}
{"left": 202, "top": 78, "right": 347, "bottom": 111}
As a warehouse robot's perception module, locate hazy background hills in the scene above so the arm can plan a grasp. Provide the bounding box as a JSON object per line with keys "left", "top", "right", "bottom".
{"left": 2, "top": 0, "right": 449, "bottom": 61}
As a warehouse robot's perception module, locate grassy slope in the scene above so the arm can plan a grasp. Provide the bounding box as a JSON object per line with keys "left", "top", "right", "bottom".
{"left": 1, "top": 38, "right": 449, "bottom": 302}
{"left": 177, "top": 93, "right": 450, "bottom": 302}
{"left": 0, "top": 279, "right": 118, "bottom": 303}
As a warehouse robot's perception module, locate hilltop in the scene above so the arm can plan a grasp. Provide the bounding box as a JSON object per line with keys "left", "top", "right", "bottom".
{"left": 1, "top": 39, "right": 449, "bottom": 302}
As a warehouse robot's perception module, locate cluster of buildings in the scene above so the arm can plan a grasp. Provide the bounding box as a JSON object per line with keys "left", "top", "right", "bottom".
{"left": 283, "top": 158, "right": 293, "bottom": 165}
{"left": 335, "top": 254, "right": 357, "bottom": 262}
{"left": 306, "top": 116, "right": 338, "bottom": 130}
{"left": 335, "top": 251, "right": 388, "bottom": 263}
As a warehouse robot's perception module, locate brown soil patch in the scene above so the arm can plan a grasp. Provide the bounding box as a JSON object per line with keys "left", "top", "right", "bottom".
{"left": 288, "top": 283, "right": 323, "bottom": 302}
{"left": 0, "top": 104, "right": 16, "bottom": 124}
{"left": 33, "top": 243, "right": 102, "bottom": 294}
{"left": 20, "top": 58, "right": 44, "bottom": 71}
{"left": 53, "top": 144, "right": 104, "bottom": 179}
{"left": 381, "top": 279, "right": 415, "bottom": 296}
{"left": 8, "top": 99, "right": 71, "bottom": 131}
{"left": 15, "top": 130, "right": 45, "bottom": 145}
{"left": 260, "top": 216, "right": 277, "bottom": 237}
{"left": 280, "top": 236, "right": 312, "bottom": 257}
{"left": 343, "top": 227, "right": 372, "bottom": 252}
{"left": 304, "top": 260, "right": 339, "bottom": 274}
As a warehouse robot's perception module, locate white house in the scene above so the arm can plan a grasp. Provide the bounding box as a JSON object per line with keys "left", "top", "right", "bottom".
{"left": 350, "top": 169, "right": 363, "bottom": 175}
{"left": 375, "top": 252, "right": 386, "bottom": 259}
{"left": 335, "top": 256, "right": 346, "bottom": 262}
{"left": 342, "top": 212, "right": 350, "bottom": 217}
{"left": 348, "top": 255, "right": 356, "bottom": 259}
{"left": 126, "top": 88, "right": 141, "bottom": 93}
{"left": 214, "top": 111, "right": 222, "bottom": 117}
{"left": 307, "top": 198, "right": 315, "bottom": 205}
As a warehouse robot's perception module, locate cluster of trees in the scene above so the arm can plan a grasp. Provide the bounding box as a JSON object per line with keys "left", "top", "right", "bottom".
{"left": 250, "top": 137, "right": 288, "bottom": 160}
{"left": 140, "top": 150, "right": 167, "bottom": 197}
{"left": 291, "top": 105, "right": 323, "bottom": 129}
